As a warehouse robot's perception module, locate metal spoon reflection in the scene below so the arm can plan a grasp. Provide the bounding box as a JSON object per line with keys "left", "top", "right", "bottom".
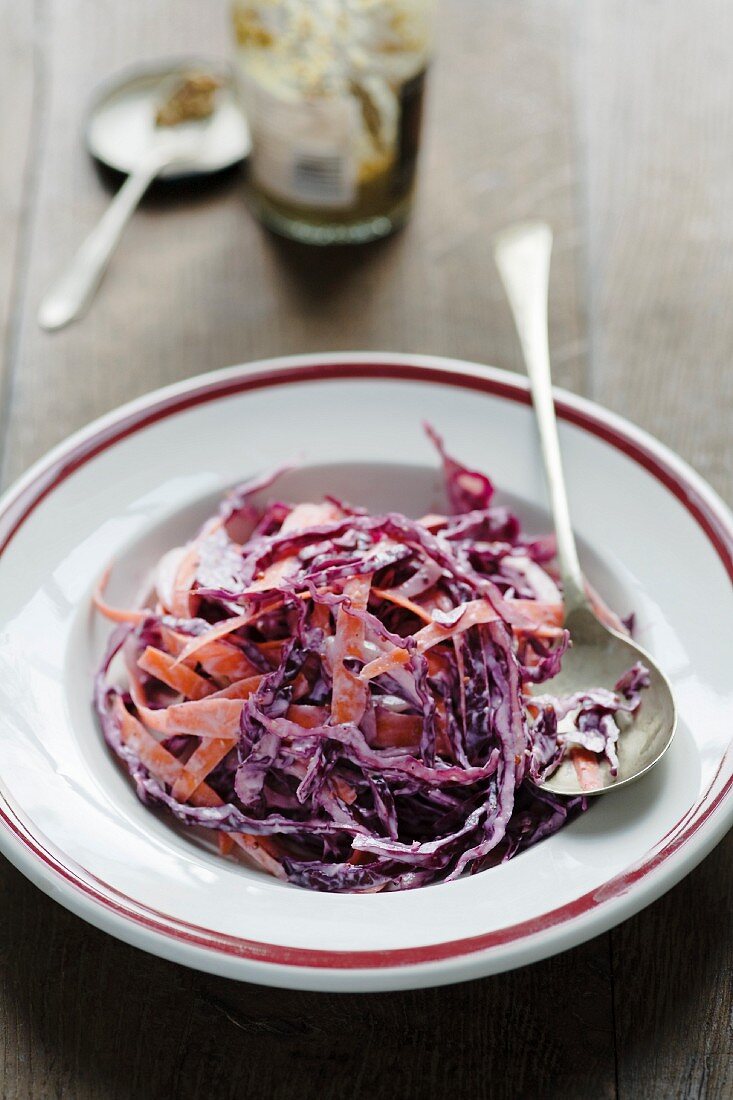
{"left": 494, "top": 222, "right": 677, "bottom": 796}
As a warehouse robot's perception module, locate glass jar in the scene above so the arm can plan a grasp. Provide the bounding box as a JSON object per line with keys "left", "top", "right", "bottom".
{"left": 231, "top": 1, "right": 437, "bottom": 244}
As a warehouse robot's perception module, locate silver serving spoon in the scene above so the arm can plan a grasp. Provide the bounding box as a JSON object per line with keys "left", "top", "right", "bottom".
{"left": 494, "top": 221, "right": 676, "bottom": 796}
{"left": 38, "top": 60, "right": 250, "bottom": 332}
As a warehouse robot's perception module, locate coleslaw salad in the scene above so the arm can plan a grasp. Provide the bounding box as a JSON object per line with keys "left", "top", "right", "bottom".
{"left": 94, "top": 427, "right": 648, "bottom": 891}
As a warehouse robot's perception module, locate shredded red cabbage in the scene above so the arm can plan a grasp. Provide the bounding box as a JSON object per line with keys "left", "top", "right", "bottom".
{"left": 93, "top": 428, "right": 648, "bottom": 892}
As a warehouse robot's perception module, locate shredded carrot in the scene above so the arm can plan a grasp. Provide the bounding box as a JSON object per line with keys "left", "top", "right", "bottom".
{"left": 359, "top": 647, "right": 411, "bottom": 682}
{"left": 171, "top": 738, "right": 235, "bottom": 801}
{"left": 372, "top": 711, "right": 422, "bottom": 748}
{"left": 360, "top": 599, "right": 500, "bottom": 681}
{"left": 173, "top": 613, "right": 262, "bottom": 666}
{"left": 286, "top": 704, "right": 329, "bottom": 729}
{"left": 232, "top": 834, "right": 287, "bottom": 879}
{"left": 332, "top": 777, "right": 358, "bottom": 805}
{"left": 371, "top": 587, "right": 433, "bottom": 624}
{"left": 138, "top": 646, "right": 215, "bottom": 701}
{"left": 331, "top": 574, "right": 372, "bottom": 724}
{"left": 280, "top": 501, "right": 342, "bottom": 533}
{"left": 571, "top": 747, "right": 604, "bottom": 792}
{"left": 168, "top": 542, "right": 200, "bottom": 618}
{"left": 113, "top": 696, "right": 183, "bottom": 786}
{"left": 218, "top": 832, "right": 235, "bottom": 856}
{"left": 508, "top": 598, "right": 564, "bottom": 637}
{"left": 195, "top": 643, "right": 260, "bottom": 684}
{"left": 93, "top": 566, "right": 147, "bottom": 624}
{"left": 246, "top": 556, "right": 300, "bottom": 594}
{"left": 208, "top": 674, "right": 264, "bottom": 700}
{"left": 243, "top": 641, "right": 284, "bottom": 670}
{"left": 371, "top": 707, "right": 451, "bottom": 754}
{"left": 169, "top": 698, "right": 246, "bottom": 736}
{"left": 162, "top": 626, "right": 259, "bottom": 683}
{"left": 309, "top": 601, "right": 331, "bottom": 632}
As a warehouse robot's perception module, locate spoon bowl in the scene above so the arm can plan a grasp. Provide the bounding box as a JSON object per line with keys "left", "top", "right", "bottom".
{"left": 538, "top": 606, "right": 677, "bottom": 795}
{"left": 494, "top": 222, "right": 677, "bottom": 796}
{"left": 38, "top": 59, "right": 250, "bottom": 332}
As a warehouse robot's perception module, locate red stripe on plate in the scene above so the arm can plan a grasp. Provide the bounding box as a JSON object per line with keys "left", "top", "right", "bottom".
{"left": 0, "top": 358, "right": 731, "bottom": 970}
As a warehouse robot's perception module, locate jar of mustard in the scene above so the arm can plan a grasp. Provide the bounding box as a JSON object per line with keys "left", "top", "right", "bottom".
{"left": 231, "top": 0, "right": 437, "bottom": 244}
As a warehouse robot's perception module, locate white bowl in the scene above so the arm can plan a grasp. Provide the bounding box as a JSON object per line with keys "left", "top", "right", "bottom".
{"left": 0, "top": 352, "right": 730, "bottom": 992}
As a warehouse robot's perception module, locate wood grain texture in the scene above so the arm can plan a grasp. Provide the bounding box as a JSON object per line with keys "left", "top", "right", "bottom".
{"left": 611, "top": 832, "right": 733, "bottom": 1100}
{"left": 579, "top": 4, "right": 733, "bottom": 1096}
{"left": 0, "top": 1, "right": 37, "bottom": 442}
{"left": 0, "top": 0, "right": 730, "bottom": 1097}
{"left": 0, "top": 869, "right": 616, "bottom": 1100}
{"left": 581, "top": 0, "right": 733, "bottom": 501}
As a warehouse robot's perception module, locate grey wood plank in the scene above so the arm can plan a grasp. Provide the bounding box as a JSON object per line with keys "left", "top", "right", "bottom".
{"left": 611, "top": 834, "right": 733, "bottom": 1100}
{"left": 0, "top": 1, "right": 37, "bottom": 447}
{"left": 0, "top": 2, "right": 608, "bottom": 1098}
{"left": 0, "top": 871, "right": 616, "bottom": 1100}
{"left": 581, "top": 0, "right": 733, "bottom": 504}
{"left": 581, "top": 2, "right": 733, "bottom": 1097}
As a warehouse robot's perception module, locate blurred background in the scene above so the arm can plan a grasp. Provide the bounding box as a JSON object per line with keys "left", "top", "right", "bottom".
{"left": 3, "top": 1, "right": 730, "bottom": 496}
{"left": 1, "top": 3, "right": 731, "bottom": 1098}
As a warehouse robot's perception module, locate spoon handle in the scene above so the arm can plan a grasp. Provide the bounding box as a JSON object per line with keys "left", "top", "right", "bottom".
{"left": 38, "top": 151, "right": 165, "bottom": 332}
{"left": 494, "top": 221, "right": 588, "bottom": 615}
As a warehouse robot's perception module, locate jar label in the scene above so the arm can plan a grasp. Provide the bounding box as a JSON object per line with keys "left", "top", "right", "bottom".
{"left": 238, "top": 70, "right": 359, "bottom": 209}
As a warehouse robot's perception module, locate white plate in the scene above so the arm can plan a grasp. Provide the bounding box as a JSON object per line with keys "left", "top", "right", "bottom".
{"left": 0, "top": 352, "right": 730, "bottom": 993}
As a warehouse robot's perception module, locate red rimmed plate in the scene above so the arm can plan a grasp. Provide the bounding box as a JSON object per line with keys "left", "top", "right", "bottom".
{"left": 0, "top": 352, "right": 730, "bottom": 992}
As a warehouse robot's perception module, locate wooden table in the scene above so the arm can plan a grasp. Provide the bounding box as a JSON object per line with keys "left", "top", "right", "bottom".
{"left": 1, "top": 2, "right": 731, "bottom": 1096}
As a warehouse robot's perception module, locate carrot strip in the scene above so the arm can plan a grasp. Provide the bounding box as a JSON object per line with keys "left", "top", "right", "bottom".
{"left": 138, "top": 646, "right": 215, "bottom": 701}
{"left": 371, "top": 587, "right": 433, "bottom": 624}
{"left": 173, "top": 612, "right": 264, "bottom": 666}
{"left": 360, "top": 599, "right": 500, "bottom": 681}
{"left": 142, "top": 697, "right": 248, "bottom": 738}
{"left": 246, "top": 556, "right": 299, "bottom": 593}
{"left": 218, "top": 832, "right": 235, "bottom": 856}
{"left": 331, "top": 574, "right": 372, "bottom": 724}
{"left": 372, "top": 711, "right": 422, "bottom": 748}
{"left": 286, "top": 704, "right": 329, "bottom": 729}
{"left": 508, "top": 599, "right": 564, "bottom": 638}
{"left": 137, "top": 670, "right": 264, "bottom": 734}
{"left": 113, "top": 696, "right": 183, "bottom": 786}
{"left": 162, "top": 626, "right": 259, "bottom": 683}
{"left": 196, "top": 644, "right": 260, "bottom": 683}
{"left": 410, "top": 601, "right": 500, "bottom": 653}
{"left": 208, "top": 674, "right": 264, "bottom": 700}
{"left": 371, "top": 708, "right": 451, "bottom": 755}
{"left": 571, "top": 747, "right": 604, "bottom": 792}
{"left": 158, "top": 625, "right": 188, "bottom": 656}
{"left": 509, "top": 599, "right": 563, "bottom": 626}
{"left": 332, "top": 777, "right": 358, "bottom": 805}
{"left": 171, "top": 738, "right": 235, "bottom": 801}
{"left": 133, "top": 673, "right": 263, "bottom": 737}
{"left": 257, "top": 639, "right": 287, "bottom": 667}
{"left": 360, "top": 648, "right": 410, "bottom": 682}
{"left": 232, "top": 834, "right": 287, "bottom": 879}
{"left": 279, "top": 501, "right": 342, "bottom": 533}
{"left": 168, "top": 542, "right": 200, "bottom": 618}
{"left": 309, "top": 601, "right": 331, "bottom": 632}
{"left": 115, "top": 696, "right": 245, "bottom": 817}
{"left": 93, "top": 566, "right": 147, "bottom": 624}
